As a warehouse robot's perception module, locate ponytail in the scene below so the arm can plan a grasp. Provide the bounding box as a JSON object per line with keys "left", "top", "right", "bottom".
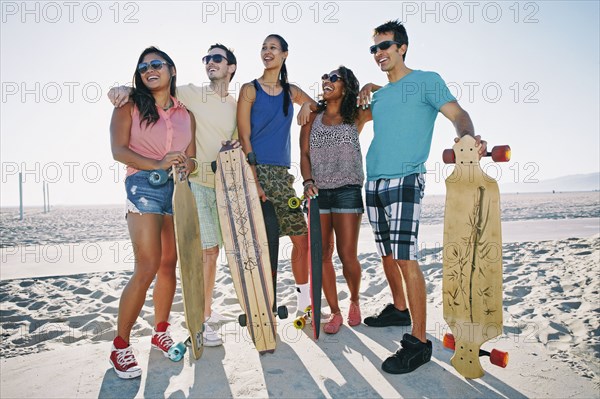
{"left": 280, "top": 60, "right": 291, "bottom": 117}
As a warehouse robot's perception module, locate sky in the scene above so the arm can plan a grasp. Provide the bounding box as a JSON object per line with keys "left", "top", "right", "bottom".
{"left": 1, "top": 0, "right": 599, "bottom": 206}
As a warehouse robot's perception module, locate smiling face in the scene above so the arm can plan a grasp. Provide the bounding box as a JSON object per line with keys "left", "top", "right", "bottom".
{"left": 139, "top": 53, "right": 174, "bottom": 91}
{"left": 322, "top": 70, "right": 344, "bottom": 101}
{"left": 205, "top": 47, "right": 234, "bottom": 82}
{"left": 261, "top": 36, "right": 287, "bottom": 70}
{"left": 372, "top": 32, "right": 406, "bottom": 72}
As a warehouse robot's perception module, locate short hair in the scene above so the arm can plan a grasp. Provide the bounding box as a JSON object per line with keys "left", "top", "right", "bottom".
{"left": 373, "top": 19, "right": 409, "bottom": 60}
{"left": 208, "top": 43, "right": 237, "bottom": 81}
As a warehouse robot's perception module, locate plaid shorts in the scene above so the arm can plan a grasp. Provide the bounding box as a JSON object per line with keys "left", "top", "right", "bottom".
{"left": 365, "top": 173, "right": 425, "bottom": 260}
{"left": 256, "top": 164, "right": 308, "bottom": 237}
{"left": 190, "top": 182, "right": 223, "bottom": 249}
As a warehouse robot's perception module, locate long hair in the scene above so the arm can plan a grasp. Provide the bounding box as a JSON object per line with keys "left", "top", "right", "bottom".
{"left": 131, "top": 46, "right": 177, "bottom": 127}
{"left": 266, "top": 34, "right": 291, "bottom": 117}
{"left": 316, "top": 66, "right": 360, "bottom": 125}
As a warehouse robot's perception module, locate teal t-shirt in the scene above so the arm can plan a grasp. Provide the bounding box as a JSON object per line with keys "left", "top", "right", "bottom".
{"left": 366, "top": 70, "right": 456, "bottom": 181}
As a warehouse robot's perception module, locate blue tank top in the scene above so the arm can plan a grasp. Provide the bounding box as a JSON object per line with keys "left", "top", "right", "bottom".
{"left": 250, "top": 79, "right": 293, "bottom": 167}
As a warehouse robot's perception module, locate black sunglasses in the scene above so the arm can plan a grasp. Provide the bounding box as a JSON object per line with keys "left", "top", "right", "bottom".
{"left": 369, "top": 40, "right": 402, "bottom": 54}
{"left": 202, "top": 54, "right": 229, "bottom": 65}
{"left": 137, "top": 59, "right": 168, "bottom": 74}
{"left": 321, "top": 73, "right": 343, "bottom": 83}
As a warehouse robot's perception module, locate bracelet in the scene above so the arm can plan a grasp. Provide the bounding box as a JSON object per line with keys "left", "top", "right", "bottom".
{"left": 302, "top": 178, "right": 315, "bottom": 186}
{"left": 189, "top": 157, "right": 199, "bottom": 175}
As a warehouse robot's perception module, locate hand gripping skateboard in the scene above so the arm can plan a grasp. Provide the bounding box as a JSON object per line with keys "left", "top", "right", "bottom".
{"left": 442, "top": 135, "right": 510, "bottom": 378}
{"left": 169, "top": 168, "right": 205, "bottom": 361}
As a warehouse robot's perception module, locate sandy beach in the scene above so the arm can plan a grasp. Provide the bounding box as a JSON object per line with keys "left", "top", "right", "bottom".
{"left": 1, "top": 192, "right": 599, "bottom": 398}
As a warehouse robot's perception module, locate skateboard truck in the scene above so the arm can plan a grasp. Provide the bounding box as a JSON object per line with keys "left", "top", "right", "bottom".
{"left": 443, "top": 333, "right": 509, "bottom": 369}
{"left": 292, "top": 306, "right": 312, "bottom": 329}
{"left": 238, "top": 305, "right": 288, "bottom": 327}
{"left": 443, "top": 145, "right": 511, "bottom": 164}
{"left": 167, "top": 327, "right": 205, "bottom": 362}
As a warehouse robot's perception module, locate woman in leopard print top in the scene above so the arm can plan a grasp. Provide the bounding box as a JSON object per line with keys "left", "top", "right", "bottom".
{"left": 300, "top": 66, "right": 372, "bottom": 334}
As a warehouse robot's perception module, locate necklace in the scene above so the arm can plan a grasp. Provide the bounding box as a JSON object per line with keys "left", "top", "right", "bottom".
{"left": 161, "top": 100, "right": 173, "bottom": 111}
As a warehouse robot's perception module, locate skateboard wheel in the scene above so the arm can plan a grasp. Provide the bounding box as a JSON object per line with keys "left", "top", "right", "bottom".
{"left": 490, "top": 349, "right": 509, "bottom": 368}
{"left": 238, "top": 314, "right": 247, "bottom": 327}
{"left": 211, "top": 160, "right": 217, "bottom": 173}
{"left": 442, "top": 149, "right": 456, "bottom": 164}
{"left": 288, "top": 196, "right": 303, "bottom": 209}
{"left": 148, "top": 169, "right": 169, "bottom": 186}
{"left": 443, "top": 333, "right": 456, "bottom": 350}
{"left": 491, "top": 145, "right": 511, "bottom": 162}
{"left": 293, "top": 317, "right": 305, "bottom": 329}
{"left": 277, "top": 305, "right": 288, "bottom": 320}
{"left": 167, "top": 342, "right": 186, "bottom": 362}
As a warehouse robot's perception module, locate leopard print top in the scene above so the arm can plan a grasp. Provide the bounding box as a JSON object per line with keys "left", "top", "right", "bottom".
{"left": 309, "top": 113, "right": 364, "bottom": 189}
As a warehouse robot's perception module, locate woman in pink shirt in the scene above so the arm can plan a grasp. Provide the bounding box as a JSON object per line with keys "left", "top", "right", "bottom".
{"left": 109, "top": 46, "right": 196, "bottom": 379}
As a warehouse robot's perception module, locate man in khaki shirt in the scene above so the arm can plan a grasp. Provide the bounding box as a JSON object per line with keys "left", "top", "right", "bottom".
{"left": 109, "top": 44, "right": 238, "bottom": 346}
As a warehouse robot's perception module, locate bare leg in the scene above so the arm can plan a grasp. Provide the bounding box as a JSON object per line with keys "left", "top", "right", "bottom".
{"left": 290, "top": 234, "right": 309, "bottom": 284}
{"left": 153, "top": 215, "right": 178, "bottom": 325}
{"left": 382, "top": 254, "right": 409, "bottom": 311}
{"left": 319, "top": 214, "right": 339, "bottom": 314}
{"left": 117, "top": 213, "right": 163, "bottom": 343}
{"left": 203, "top": 245, "right": 220, "bottom": 318}
{"left": 332, "top": 213, "right": 362, "bottom": 304}
{"left": 398, "top": 260, "right": 426, "bottom": 342}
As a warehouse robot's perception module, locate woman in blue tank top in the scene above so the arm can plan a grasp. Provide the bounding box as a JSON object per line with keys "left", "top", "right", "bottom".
{"left": 237, "top": 34, "right": 316, "bottom": 313}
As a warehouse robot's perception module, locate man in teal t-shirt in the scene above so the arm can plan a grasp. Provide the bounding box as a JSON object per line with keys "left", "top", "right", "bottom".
{"left": 358, "top": 19, "right": 488, "bottom": 375}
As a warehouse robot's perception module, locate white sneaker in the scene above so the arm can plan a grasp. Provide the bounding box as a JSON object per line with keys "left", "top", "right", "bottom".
{"left": 206, "top": 311, "right": 226, "bottom": 323}
{"left": 203, "top": 323, "right": 223, "bottom": 347}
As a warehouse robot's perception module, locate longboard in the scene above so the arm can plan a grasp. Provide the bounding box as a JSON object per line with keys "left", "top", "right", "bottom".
{"left": 171, "top": 170, "right": 204, "bottom": 360}
{"left": 292, "top": 197, "right": 323, "bottom": 339}
{"left": 442, "top": 135, "right": 510, "bottom": 378}
{"left": 214, "top": 143, "right": 287, "bottom": 354}
{"left": 307, "top": 198, "right": 322, "bottom": 339}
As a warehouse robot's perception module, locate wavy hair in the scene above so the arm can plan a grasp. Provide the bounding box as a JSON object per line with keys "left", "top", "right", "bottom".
{"left": 131, "top": 46, "right": 177, "bottom": 127}
{"left": 316, "top": 66, "right": 360, "bottom": 125}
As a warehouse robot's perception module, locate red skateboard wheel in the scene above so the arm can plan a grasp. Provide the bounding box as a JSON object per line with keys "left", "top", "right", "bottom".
{"left": 490, "top": 349, "right": 509, "bottom": 368}
{"left": 443, "top": 333, "right": 456, "bottom": 350}
{"left": 491, "top": 145, "right": 511, "bottom": 162}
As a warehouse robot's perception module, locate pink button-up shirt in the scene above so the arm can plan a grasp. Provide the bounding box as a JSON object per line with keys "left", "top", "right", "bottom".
{"left": 127, "top": 96, "right": 191, "bottom": 176}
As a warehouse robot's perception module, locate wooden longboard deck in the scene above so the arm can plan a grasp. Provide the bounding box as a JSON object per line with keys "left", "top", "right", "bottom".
{"left": 214, "top": 145, "right": 277, "bottom": 354}
{"left": 442, "top": 135, "right": 503, "bottom": 379}
{"left": 172, "top": 174, "right": 205, "bottom": 360}
{"left": 307, "top": 198, "right": 322, "bottom": 340}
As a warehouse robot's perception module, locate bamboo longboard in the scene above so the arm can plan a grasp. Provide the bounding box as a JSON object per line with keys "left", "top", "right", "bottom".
{"left": 442, "top": 135, "right": 510, "bottom": 378}
{"left": 172, "top": 172, "right": 205, "bottom": 360}
{"left": 214, "top": 144, "right": 277, "bottom": 354}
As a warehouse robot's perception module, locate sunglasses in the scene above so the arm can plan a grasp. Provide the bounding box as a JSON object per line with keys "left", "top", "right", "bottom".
{"left": 202, "top": 54, "right": 229, "bottom": 65}
{"left": 137, "top": 60, "right": 168, "bottom": 74}
{"left": 369, "top": 40, "right": 402, "bottom": 54}
{"left": 321, "top": 73, "right": 343, "bottom": 83}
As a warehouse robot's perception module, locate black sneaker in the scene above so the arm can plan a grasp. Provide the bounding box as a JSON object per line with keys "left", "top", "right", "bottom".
{"left": 381, "top": 333, "right": 432, "bottom": 374}
{"left": 364, "top": 303, "right": 411, "bottom": 327}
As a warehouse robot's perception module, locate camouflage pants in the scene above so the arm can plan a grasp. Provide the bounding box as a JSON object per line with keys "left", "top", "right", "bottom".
{"left": 256, "top": 164, "right": 308, "bottom": 237}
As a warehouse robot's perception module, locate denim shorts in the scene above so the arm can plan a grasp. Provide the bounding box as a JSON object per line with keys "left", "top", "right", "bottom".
{"left": 317, "top": 185, "right": 364, "bottom": 214}
{"left": 125, "top": 170, "right": 174, "bottom": 216}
